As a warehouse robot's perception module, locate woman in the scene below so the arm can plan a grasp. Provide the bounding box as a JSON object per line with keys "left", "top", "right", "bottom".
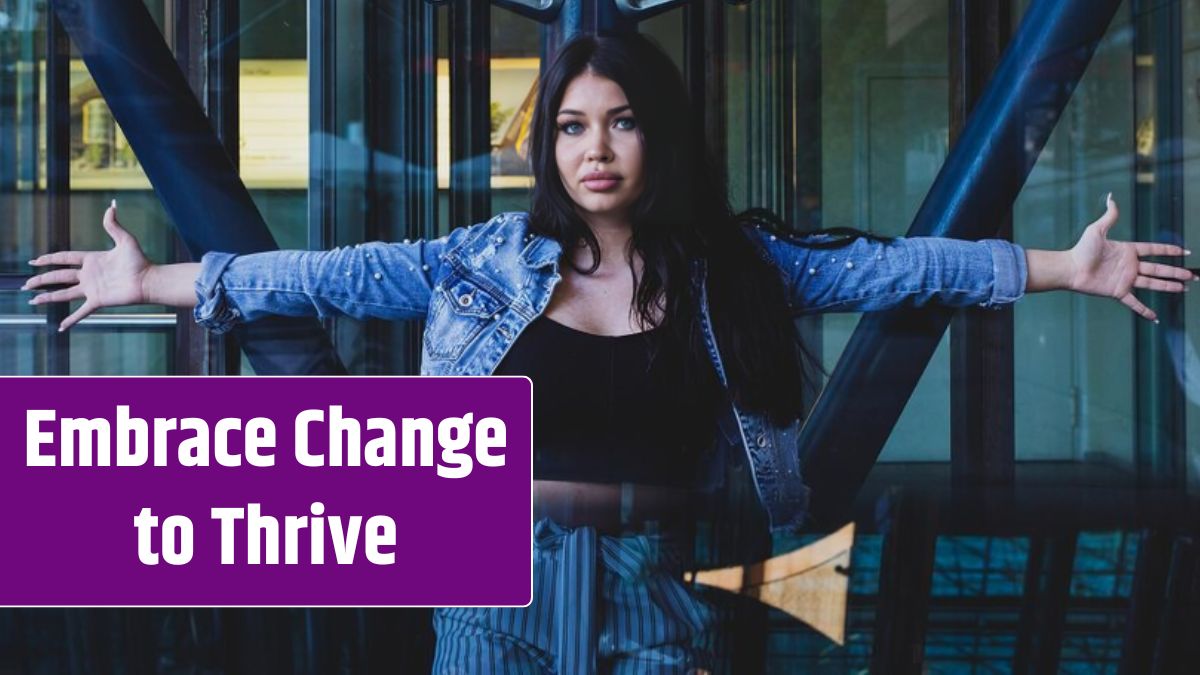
{"left": 24, "top": 33, "right": 1193, "bottom": 674}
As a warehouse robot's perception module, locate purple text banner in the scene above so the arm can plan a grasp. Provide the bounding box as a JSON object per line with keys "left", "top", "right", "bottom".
{"left": 1, "top": 376, "right": 532, "bottom": 606}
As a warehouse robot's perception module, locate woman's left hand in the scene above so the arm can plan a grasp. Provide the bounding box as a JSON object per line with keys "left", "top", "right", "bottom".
{"left": 1063, "top": 193, "right": 1195, "bottom": 321}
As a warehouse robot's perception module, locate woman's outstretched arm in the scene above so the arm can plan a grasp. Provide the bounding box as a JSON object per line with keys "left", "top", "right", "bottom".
{"left": 750, "top": 194, "right": 1193, "bottom": 319}
{"left": 24, "top": 201, "right": 461, "bottom": 332}
{"left": 23, "top": 201, "right": 198, "bottom": 331}
{"left": 1022, "top": 193, "right": 1193, "bottom": 322}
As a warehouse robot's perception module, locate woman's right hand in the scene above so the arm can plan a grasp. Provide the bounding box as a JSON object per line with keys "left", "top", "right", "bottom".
{"left": 23, "top": 200, "right": 153, "bottom": 331}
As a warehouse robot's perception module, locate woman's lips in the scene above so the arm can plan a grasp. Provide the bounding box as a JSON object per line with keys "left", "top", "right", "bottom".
{"left": 582, "top": 174, "right": 621, "bottom": 192}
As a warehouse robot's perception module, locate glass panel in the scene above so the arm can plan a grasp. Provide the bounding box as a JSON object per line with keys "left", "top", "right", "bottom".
{"left": 436, "top": 6, "right": 541, "bottom": 219}
{"left": 0, "top": 3, "right": 43, "bottom": 274}
{"left": 1057, "top": 531, "right": 1139, "bottom": 673}
{"left": 812, "top": 0, "right": 951, "bottom": 460}
{"left": 0, "top": 328, "right": 44, "bottom": 374}
{"left": 237, "top": 0, "right": 308, "bottom": 377}
{"left": 1, "top": 1, "right": 178, "bottom": 375}
{"left": 1013, "top": 3, "right": 1136, "bottom": 465}
{"left": 932, "top": 536, "right": 1029, "bottom": 597}
{"left": 1183, "top": 0, "right": 1200, "bottom": 494}
{"left": 639, "top": 8, "right": 685, "bottom": 70}
{"left": 59, "top": 15, "right": 176, "bottom": 278}
{"left": 61, "top": 3, "right": 175, "bottom": 375}
{"left": 68, "top": 330, "right": 173, "bottom": 374}
{"left": 241, "top": 0, "right": 308, "bottom": 248}
{"left": 0, "top": 285, "right": 45, "bottom": 373}
{"left": 491, "top": 8, "right": 541, "bottom": 214}
{"left": 1071, "top": 531, "right": 1138, "bottom": 598}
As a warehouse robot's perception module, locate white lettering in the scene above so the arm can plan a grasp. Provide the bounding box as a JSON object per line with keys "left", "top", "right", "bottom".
{"left": 161, "top": 515, "right": 193, "bottom": 565}
{"left": 116, "top": 405, "right": 148, "bottom": 466}
{"left": 475, "top": 417, "right": 506, "bottom": 468}
{"left": 26, "top": 410, "right": 56, "bottom": 467}
{"left": 211, "top": 507, "right": 245, "bottom": 565}
{"left": 134, "top": 507, "right": 160, "bottom": 565}
{"left": 61, "top": 416, "right": 111, "bottom": 466}
{"left": 437, "top": 413, "right": 473, "bottom": 479}
{"left": 294, "top": 409, "right": 325, "bottom": 467}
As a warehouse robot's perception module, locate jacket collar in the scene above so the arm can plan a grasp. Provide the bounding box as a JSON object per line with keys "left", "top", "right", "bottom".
{"left": 519, "top": 234, "right": 562, "bottom": 270}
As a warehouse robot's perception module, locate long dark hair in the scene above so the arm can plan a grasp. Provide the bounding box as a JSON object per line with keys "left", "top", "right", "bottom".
{"left": 528, "top": 33, "right": 858, "bottom": 425}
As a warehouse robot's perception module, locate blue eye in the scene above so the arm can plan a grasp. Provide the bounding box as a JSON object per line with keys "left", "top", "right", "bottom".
{"left": 614, "top": 117, "right": 637, "bottom": 131}
{"left": 558, "top": 121, "right": 584, "bottom": 135}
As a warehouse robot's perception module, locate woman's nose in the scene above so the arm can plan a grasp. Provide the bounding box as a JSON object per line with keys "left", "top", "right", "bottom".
{"left": 585, "top": 136, "right": 611, "bottom": 163}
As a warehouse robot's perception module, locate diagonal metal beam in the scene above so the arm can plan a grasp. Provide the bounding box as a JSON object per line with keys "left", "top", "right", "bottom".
{"left": 50, "top": 0, "right": 345, "bottom": 375}
{"left": 800, "top": 0, "right": 1124, "bottom": 528}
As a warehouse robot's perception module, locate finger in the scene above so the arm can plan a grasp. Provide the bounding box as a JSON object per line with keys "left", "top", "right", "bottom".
{"left": 1138, "top": 261, "right": 1197, "bottom": 281}
{"left": 1119, "top": 292, "right": 1157, "bottom": 322}
{"left": 1133, "top": 242, "right": 1189, "bottom": 257}
{"left": 1094, "top": 192, "right": 1120, "bottom": 237}
{"left": 1134, "top": 276, "right": 1185, "bottom": 293}
{"left": 102, "top": 201, "right": 130, "bottom": 244}
{"left": 59, "top": 300, "right": 98, "bottom": 332}
{"left": 29, "top": 251, "right": 86, "bottom": 266}
{"left": 22, "top": 268, "right": 80, "bottom": 290}
{"left": 28, "top": 287, "right": 85, "bottom": 305}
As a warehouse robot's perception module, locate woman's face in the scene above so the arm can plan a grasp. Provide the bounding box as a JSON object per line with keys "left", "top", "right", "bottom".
{"left": 554, "top": 70, "right": 645, "bottom": 226}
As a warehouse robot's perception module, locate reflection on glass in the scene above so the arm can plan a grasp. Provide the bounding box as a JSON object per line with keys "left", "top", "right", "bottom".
{"left": 0, "top": 3, "right": 44, "bottom": 273}
{"left": 239, "top": 1, "right": 307, "bottom": 290}
{"left": 433, "top": 6, "right": 540, "bottom": 217}
{"left": 489, "top": 57, "right": 539, "bottom": 188}
{"left": 808, "top": 0, "right": 951, "bottom": 460}
{"left": 62, "top": 60, "right": 175, "bottom": 321}
{"left": 28, "top": 61, "right": 145, "bottom": 190}
{"left": 240, "top": 59, "right": 308, "bottom": 189}
{"left": 436, "top": 58, "right": 539, "bottom": 192}
{"left": 69, "top": 330, "right": 173, "bottom": 375}
{"left": 0, "top": 329, "right": 44, "bottom": 375}
{"left": 1183, "top": 0, "right": 1200, "bottom": 494}
{"left": 1014, "top": 3, "right": 1135, "bottom": 465}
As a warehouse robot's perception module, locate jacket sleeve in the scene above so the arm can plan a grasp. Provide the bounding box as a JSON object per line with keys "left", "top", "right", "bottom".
{"left": 744, "top": 227, "right": 1028, "bottom": 314}
{"left": 192, "top": 229, "right": 465, "bottom": 334}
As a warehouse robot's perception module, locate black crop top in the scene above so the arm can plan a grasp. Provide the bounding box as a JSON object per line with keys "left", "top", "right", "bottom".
{"left": 494, "top": 317, "right": 721, "bottom": 486}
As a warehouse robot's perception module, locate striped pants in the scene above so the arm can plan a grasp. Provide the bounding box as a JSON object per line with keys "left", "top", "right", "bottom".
{"left": 432, "top": 518, "right": 718, "bottom": 674}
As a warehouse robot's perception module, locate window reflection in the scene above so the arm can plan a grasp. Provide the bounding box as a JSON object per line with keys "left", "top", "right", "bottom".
{"left": 1014, "top": 2, "right": 1137, "bottom": 466}
{"left": 434, "top": 6, "right": 540, "bottom": 215}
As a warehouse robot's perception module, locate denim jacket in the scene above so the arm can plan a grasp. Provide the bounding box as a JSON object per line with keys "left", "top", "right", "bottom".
{"left": 194, "top": 211, "right": 1027, "bottom": 538}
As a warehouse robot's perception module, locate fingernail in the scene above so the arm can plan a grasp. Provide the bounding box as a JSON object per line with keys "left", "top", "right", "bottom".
{"left": 57, "top": 326, "right": 65, "bottom": 333}
{"left": 1186, "top": 249, "right": 1193, "bottom": 256}
{"left": 27, "top": 298, "right": 37, "bottom": 306}
{"left": 1154, "top": 319, "right": 1161, "bottom": 324}
{"left": 27, "top": 259, "right": 36, "bottom": 265}
{"left": 1106, "top": 191, "right": 1113, "bottom": 203}
{"left": 111, "top": 199, "right": 117, "bottom": 209}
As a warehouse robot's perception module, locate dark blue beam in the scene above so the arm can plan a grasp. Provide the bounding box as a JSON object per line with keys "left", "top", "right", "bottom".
{"left": 50, "top": 0, "right": 345, "bottom": 375}
{"left": 801, "top": 0, "right": 1124, "bottom": 528}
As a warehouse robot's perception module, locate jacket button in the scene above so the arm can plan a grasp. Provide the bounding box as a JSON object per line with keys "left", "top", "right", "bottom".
{"left": 756, "top": 434, "right": 768, "bottom": 448}
{"left": 373, "top": 272, "right": 383, "bottom": 281}
{"left": 458, "top": 294, "right": 473, "bottom": 307}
